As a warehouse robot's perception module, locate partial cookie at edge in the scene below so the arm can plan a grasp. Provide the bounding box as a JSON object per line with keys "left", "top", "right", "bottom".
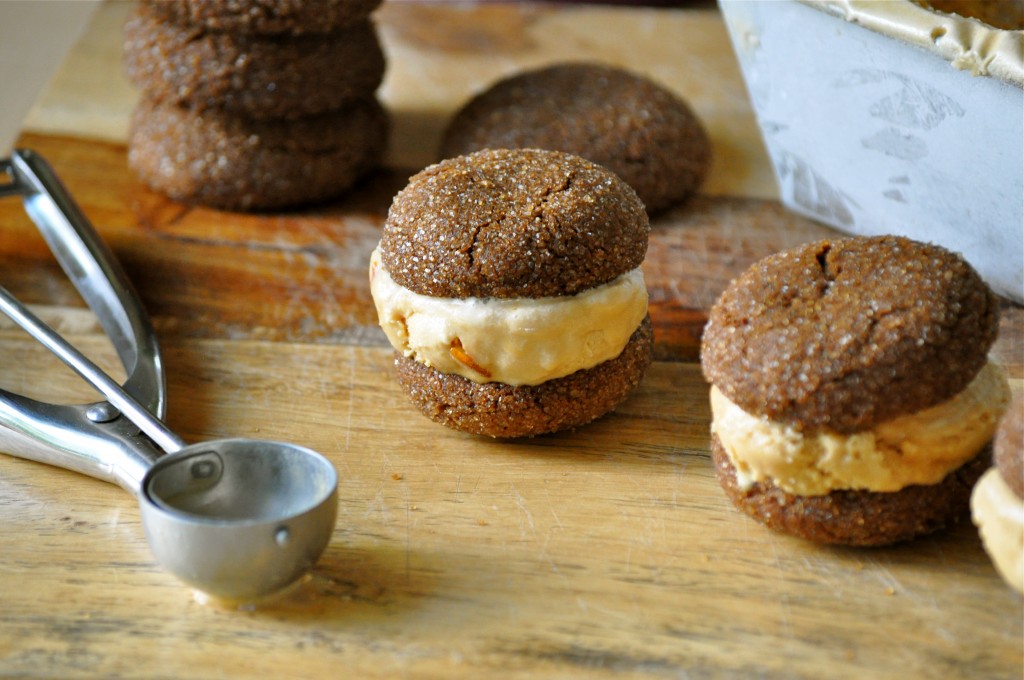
{"left": 142, "top": 0, "right": 383, "bottom": 34}
{"left": 994, "top": 398, "right": 1024, "bottom": 498}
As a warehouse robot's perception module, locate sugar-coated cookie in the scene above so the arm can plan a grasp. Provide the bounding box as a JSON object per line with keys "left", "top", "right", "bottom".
{"left": 128, "top": 95, "right": 387, "bottom": 211}
{"left": 440, "top": 62, "right": 711, "bottom": 215}
{"left": 124, "top": 4, "right": 385, "bottom": 120}
{"left": 142, "top": 0, "right": 383, "bottom": 35}
{"left": 972, "top": 398, "right": 1023, "bottom": 592}
{"left": 371, "top": 148, "right": 653, "bottom": 437}
{"left": 701, "top": 235, "right": 1009, "bottom": 546}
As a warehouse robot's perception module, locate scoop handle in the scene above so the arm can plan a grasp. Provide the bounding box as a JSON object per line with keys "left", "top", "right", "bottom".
{"left": 0, "top": 393, "right": 162, "bottom": 494}
{"left": 0, "top": 286, "right": 185, "bottom": 454}
{"left": 0, "top": 150, "right": 169, "bottom": 492}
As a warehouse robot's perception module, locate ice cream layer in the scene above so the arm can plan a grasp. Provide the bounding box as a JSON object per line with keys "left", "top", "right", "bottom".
{"left": 972, "top": 467, "right": 1024, "bottom": 594}
{"left": 710, "top": 361, "right": 1011, "bottom": 495}
{"left": 369, "top": 246, "right": 648, "bottom": 386}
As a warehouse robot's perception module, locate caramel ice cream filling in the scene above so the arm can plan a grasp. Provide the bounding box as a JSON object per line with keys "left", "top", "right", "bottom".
{"left": 972, "top": 467, "right": 1024, "bottom": 593}
{"left": 710, "top": 362, "right": 1011, "bottom": 495}
{"left": 369, "top": 246, "right": 649, "bottom": 386}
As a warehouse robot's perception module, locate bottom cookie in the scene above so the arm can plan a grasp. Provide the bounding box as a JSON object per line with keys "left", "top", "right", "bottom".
{"left": 712, "top": 434, "right": 989, "bottom": 546}
{"left": 128, "top": 96, "right": 388, "bottom": 211}
{"left": 394, "top": 316, "right": 654, "bottom": 438}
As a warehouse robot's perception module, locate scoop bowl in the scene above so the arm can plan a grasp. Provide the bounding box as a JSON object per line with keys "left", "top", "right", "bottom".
{"left": 140, "top": 438, "right": 338, "bottom": 601}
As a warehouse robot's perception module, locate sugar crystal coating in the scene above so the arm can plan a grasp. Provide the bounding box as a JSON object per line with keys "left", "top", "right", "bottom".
{"left": 380, "top": 148, "right": 649, "bottom": 299}
{"left": 701, "top": 235, "right": 1000, "bottom": 433}
{"left": 994, "top": 398, "right": 1023, "bottom": 498}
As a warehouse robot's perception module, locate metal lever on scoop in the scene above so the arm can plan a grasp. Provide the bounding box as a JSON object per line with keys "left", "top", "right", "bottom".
{"left": 0, "top": 285, "right": 183, "bottom": 454}
{"left": 0, "top": 149, "right": 166, "bottom": 490}
{"left": 0, "top": 274, "right": 340, "bottom": 602}
{"left": 0, "top": 151, "right": 339, "bottom": 600}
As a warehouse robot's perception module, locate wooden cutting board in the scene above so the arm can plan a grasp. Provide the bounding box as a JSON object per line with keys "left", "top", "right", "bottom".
{"left": 1, "top": 2, "right": 1020, "bottom": 678}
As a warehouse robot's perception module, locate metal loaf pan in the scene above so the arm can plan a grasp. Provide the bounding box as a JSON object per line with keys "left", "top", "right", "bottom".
{"left": 719, "top": 0, "right": 1023, "bottom": 302}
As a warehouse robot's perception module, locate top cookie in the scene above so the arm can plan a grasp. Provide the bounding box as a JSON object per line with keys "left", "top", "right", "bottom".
{"left": 142, "top": 0, "right": 383, "bottom": 34}
{"left": 380, "top": 148, "right": 649, "bottom": 300}
{"left": 701, "top": 235, "right": 1000, "bottom": 433}
{"left": 994, "top": 398, "right": 1023, "bottom": 498}
{"left": 124, "top": 4, "right": 385, "bottom": 119}
{"left": 439, "top": 62, "right": 711, "bottom": 215}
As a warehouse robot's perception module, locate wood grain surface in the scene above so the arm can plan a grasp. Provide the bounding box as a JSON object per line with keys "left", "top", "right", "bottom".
{"left": 1, "top": 2, "right": 1021, "bottom": 679}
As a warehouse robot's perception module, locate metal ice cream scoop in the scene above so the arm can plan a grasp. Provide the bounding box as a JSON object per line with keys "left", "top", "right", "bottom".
{"left": 0, "top": 150, "right": 338, "bottom": 601}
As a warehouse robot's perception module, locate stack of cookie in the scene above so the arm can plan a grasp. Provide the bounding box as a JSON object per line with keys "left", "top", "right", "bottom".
{"left": 123, "top": 0, "right": 388, "bottom": 211}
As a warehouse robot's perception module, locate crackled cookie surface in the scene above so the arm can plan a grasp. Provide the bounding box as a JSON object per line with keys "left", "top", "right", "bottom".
{"left": 701, "top": 235, "right": 1000, "bottom": 434}
{"left": 381, "top": 147, "right": 649, "bottom": 299}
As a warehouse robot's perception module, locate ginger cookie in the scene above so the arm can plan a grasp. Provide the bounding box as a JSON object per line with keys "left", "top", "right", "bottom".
{"left": 972, "top": 398, "right": 1023, "bottom": 592}
{"left": 124, "top": 4, "right": 385, "bottom": 120}
{"left": 371, "top": 148, "right": 653, "bottom": 437}
{"left": 394, "top": 318, "right": 654, "bottom": 439}
{"left": 440, "top": 62, "right": 711, "bottom": 215}
{"left": 141, "top": 0, "right": 383, "bottom": 35}
{"left": 701, "top": 235, "right": 1009, "bottom": 546}
{"left": 128, "top": 95, "right": 387, "bottom": 211}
